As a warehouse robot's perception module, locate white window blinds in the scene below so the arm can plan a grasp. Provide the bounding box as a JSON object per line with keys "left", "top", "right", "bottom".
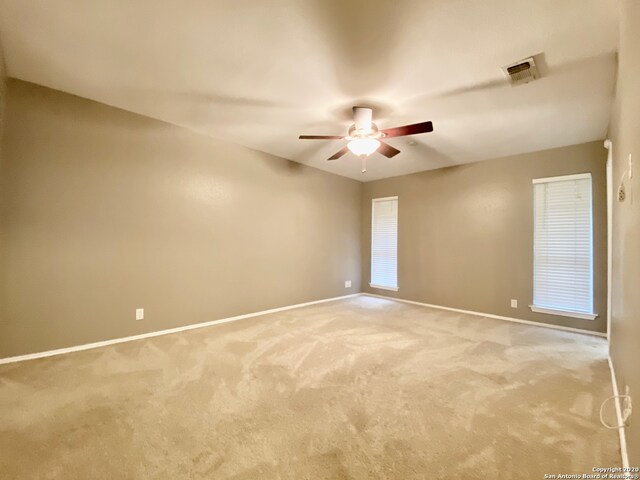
{"left": 370, "top": 197, "right": 398, "bottom": 290}
{"left": 532, "top": 174, "right": 594, "bottom": 317}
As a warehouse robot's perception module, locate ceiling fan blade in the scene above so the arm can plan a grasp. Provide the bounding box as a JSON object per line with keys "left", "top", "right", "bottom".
{"left": 381, "top": 121, "right": 433, "bottom": 138}
{"left": 328, "top": 146, "right": 349, "bottom": 161}
{"left": 299, "top": 135, "right": 344, "bottom": 140}
{"left": 377, "top": 141, "right": 401, "bottom": 158}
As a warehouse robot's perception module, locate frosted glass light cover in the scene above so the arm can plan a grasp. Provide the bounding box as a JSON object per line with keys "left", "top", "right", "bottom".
{"left": 348, "top": 138, "right": 380, "bottom": 156}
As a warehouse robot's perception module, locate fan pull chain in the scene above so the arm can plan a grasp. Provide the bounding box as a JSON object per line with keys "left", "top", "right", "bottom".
{"left": 361, "top": 155, "right": 367, "bottom": 173}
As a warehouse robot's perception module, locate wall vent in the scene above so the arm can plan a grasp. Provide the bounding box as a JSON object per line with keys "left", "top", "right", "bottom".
{"left": 502, "top": 57, "right": 540, "bottom": 86}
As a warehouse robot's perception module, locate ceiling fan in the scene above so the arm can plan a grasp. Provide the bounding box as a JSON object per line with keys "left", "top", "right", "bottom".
{"left": 299, "top": 106, "right": 433, "bottom": 172}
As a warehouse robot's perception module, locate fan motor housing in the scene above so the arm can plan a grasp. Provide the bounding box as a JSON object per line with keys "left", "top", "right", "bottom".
{"left": 348, "top": 122, "right": 382, "bottom": 139}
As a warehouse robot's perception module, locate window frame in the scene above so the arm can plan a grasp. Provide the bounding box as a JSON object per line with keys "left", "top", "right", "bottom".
{"left": 529, "top": 173, "right": 597, "bottom": 320}
{"left": 369, "top": 196, "right": 399, "bottom": 292}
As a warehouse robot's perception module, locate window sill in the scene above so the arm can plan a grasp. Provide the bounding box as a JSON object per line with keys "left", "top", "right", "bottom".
{"left": 529, "top": 305, "right": 597, "bottom": 321}
{"left": 369, "top": 283, "right": 399, "bottom": 292}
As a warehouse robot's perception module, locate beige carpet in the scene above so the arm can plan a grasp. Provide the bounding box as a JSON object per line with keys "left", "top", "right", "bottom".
{"left": 0, "top": 296, "right": 620, "bottom": 479}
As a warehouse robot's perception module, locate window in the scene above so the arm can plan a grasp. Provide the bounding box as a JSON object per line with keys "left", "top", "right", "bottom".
{"left": 531, "top": 173, "right": 596, "bottom": 320}
{"left": 370, "top": 196, "right": 398, "bottom": 291}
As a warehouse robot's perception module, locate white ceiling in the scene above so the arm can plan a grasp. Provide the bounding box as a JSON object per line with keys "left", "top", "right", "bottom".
{"left": 0, "top": 0, "right": 619, "bottom": 181}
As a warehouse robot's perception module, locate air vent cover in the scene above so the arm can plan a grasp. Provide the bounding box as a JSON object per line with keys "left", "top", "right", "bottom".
{"left": 502, "top": 57, "right": 539, "bottom": 86}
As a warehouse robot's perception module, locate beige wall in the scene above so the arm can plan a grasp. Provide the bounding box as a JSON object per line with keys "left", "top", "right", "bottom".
{"left": 0, "top": 42, "right": 6, "bottom": 140}
{"left": 362, "top": 142, "right": 608, "bottom": 333}
{"left": 609, "top": 0, "right": 640, "bottom": 465}
{"left": 0, "top": 42, "right": 7, "bottom": 353}
{"left": 0, "top": 80, "right": 362, "bottom": 358}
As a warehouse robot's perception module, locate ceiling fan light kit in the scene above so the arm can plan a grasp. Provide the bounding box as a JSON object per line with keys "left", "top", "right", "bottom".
{"left": 347, "top": 138, "right": 381, "bottom": 156}
{"left": 298, "top": 106, "right": 434, "bottom": 173}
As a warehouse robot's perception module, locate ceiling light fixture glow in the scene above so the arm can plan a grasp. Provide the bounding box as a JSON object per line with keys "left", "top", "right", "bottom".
{"left": 347, "top": 138, "right": 380, "bottom": 156}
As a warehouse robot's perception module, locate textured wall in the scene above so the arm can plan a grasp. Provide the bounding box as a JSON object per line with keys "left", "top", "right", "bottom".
{"left": 0, "top": 41, "right": 5, "bottom": 138}
{"left": 0, "top": 80, "right": 362, "bottom": 358}
{"left": 362, "top": 142, "right": 608, "bottom": 333}
{"left": 609, "top": 0, "right": 640, "bottom": 465}
{"left": 0, "top": 40, "right": 8, "bottom": 355}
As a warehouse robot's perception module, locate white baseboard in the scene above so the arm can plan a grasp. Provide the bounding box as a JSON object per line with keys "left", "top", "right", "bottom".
{"left": 608, "top": 356, "right": 630, "bottom": 469}
{"left": 363, "top": 293, "right": 607, "bottom": 338}
{"left": 0, "top": 293, "right": 360, "bottom": 365}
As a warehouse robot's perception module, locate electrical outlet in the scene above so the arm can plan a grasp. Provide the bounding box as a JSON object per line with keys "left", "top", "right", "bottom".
{"left": 136, "top": 308, "right": 144, "bottom": 321}
{"left": 510, "top": 299, "right": 518, "bottom": 308}
{"left": 345, "top": 280, "right": 352, "bottom": 288}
